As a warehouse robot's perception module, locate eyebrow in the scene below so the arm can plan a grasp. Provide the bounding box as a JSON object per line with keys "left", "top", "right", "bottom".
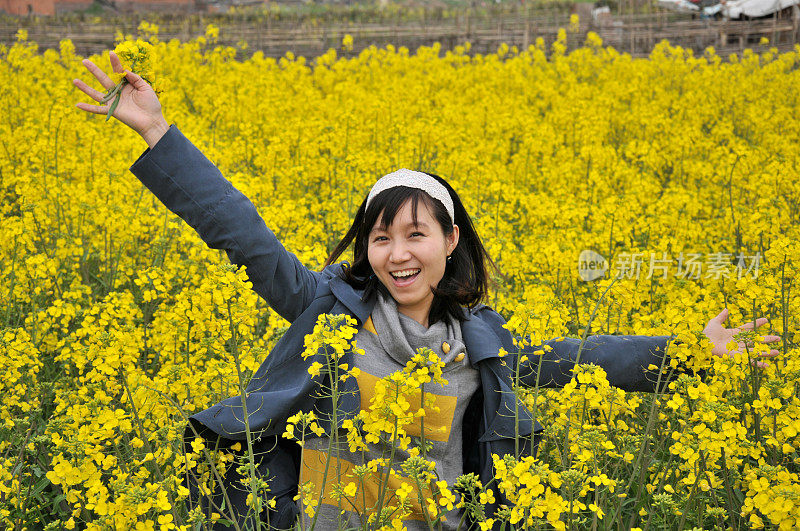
{"left": 369, "top": 222, "right": 431, "bottom": 234}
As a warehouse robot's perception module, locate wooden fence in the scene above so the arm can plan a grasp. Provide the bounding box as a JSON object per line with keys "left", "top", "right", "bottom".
{"left": 1, "top": 10, "right": 798, "bottom": 59}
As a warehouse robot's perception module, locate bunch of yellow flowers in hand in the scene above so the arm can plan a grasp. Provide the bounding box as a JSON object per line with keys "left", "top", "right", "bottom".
{"left": 100, "top": 39, "right": 157, "bottom": 122}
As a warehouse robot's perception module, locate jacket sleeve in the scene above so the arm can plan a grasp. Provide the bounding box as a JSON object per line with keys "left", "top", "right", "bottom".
{"left": 471, "top": 305, "right": 686, "bottom": 393}
{"left": 518, "top": 334, "right": 681, "bottom": 393}
{"left": 129, "top": 124, "right": 320, "bottom": 323}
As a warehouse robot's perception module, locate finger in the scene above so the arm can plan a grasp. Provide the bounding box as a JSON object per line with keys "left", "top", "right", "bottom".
{"left": 75, "top": 101, "right": 108, "bottom": 115}
{"left": 761, "top": 335, "right": 782, "bottom": 343}
{"left": 124, "top": 69, "right": 150, "bottom": 90}
{"left": 758, "top": 349, "right": 780, "bottom": 358}
{"left": 109, "top": 51, "right": 124, "bottom": 73}
{"left": 712, "top": 308, "right": 729, "bottom": 325}
{"left": 73, "top": 78, "right": 106, "bottom": 102}
{"left": 739, "top": 317, "right": 769, "bottom": 331}
{"left": 81, "top": 58, "right": 116, "bottom": 90}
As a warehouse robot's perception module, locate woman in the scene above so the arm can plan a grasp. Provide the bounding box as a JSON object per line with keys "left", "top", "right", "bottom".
{"left": 74, "top": 54, "right": 780, "bottom": 530}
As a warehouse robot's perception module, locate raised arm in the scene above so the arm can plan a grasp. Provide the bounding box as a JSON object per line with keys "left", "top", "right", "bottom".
{"left": 74, "top": 52, "right": 320, "bottom": 322}
{"left": 129, "top": 126, "right": 320, "bottom": 322}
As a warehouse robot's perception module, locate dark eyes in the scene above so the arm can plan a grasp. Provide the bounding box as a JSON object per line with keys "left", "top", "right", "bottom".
{"left": 372, "top": 232, "right": 424, "bottom": 242}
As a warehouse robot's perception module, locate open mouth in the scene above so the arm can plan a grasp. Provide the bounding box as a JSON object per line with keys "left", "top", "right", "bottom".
{"left": 390, "top": 268, "right": 421, "bottom": 285}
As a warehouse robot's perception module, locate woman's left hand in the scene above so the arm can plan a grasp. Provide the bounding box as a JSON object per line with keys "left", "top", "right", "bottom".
{"left": 702, "top": 308, "right": 781, "bottom": 368}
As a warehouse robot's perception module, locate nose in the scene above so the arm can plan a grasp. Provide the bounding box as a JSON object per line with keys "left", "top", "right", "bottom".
{"left": 388, "top": 240, "right": 412, "bottom": 263}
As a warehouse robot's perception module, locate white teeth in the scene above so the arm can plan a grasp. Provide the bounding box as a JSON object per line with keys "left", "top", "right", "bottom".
{"left": 391, "top": 269, "right": 420, "bottom": 278}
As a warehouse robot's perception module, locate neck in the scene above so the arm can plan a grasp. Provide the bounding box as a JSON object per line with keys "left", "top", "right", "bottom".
{"left": 397, "top": 304, "right": 430, "bottom": 329}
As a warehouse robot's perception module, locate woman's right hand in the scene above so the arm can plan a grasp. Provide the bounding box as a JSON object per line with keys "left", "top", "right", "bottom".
{"left": 73, "top": 51, "right": 169, "bottom": 147}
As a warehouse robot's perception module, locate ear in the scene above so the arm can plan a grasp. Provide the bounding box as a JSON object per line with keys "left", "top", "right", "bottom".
{"left": 447, "top": 224, "right": 460, "bottom": 255}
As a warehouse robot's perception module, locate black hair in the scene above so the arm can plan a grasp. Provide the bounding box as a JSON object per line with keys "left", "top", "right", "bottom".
{"left": 323, "top": 172, "right": 497, "bottom": 326}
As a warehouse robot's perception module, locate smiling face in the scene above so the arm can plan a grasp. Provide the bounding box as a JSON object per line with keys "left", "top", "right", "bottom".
{"left": 367, "top": 198, "right": 459, "bottom": 328}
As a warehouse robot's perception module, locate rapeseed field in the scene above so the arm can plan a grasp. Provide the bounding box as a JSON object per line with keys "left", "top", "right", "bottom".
{"left": 1, "top": 21, "right": 798, "bottom": 530}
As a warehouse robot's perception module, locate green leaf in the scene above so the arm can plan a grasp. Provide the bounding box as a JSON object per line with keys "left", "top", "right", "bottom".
{"left": 105, "top": 92, "right": 121, "bottom": 122}
{"left": 100, "top": 81, "right": 122, "bottom": 104}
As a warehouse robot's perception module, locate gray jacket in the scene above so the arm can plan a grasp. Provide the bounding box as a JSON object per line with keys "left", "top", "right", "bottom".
{"left": 130, "top": 124, "right": 677, "bottom": 528}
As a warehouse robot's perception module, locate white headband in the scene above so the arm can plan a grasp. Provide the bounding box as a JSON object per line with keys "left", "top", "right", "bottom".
{"left": 365, "top": 169, "right": 455, "bottom": 223}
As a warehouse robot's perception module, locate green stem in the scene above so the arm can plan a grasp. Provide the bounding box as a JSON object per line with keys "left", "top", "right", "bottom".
{"left": 513, "top": 320, "right": 529, "bottom": 459}
{"left": 414, "top": 475, "right": 436, "bottom": 531}
{"left": 420, "top": 382, "right": 427, "bottom": 461}
{"left": 676, "top": 453, "right": 706, "bottom": 531}
{"left": 227, "top": 300, "right": 262, "bottom": 530}
{"left": 100, "top": 80, "right": 125, "bottom": 103}
{"left": 374, "top": 385, "right": 401, "bottom": 524}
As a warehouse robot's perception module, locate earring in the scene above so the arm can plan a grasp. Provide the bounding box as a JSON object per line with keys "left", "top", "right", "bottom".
{"left": 446, "top": 255, "right": 452, "bottom": 263}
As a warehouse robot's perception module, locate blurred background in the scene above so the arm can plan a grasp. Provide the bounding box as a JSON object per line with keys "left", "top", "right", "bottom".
{"left": 1, "top": 0, "right": 799, "bottom": 58}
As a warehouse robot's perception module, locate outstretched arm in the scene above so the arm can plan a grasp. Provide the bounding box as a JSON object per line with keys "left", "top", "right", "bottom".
{"left": 74, "top": 52, "right": 320, "bottom": 322}
{"left": 517, "top": 308, "right": 781, "bottom": 392}
{"left": 519, "top": 335, "right": 679, "bottom": 393}
{"left": 470, "top": 306, "right": 681, "bottom": 392}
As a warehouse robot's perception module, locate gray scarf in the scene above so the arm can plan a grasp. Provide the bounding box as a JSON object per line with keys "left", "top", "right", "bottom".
{"left": 370, "top": 290, "right": 469, "bottom": 371}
